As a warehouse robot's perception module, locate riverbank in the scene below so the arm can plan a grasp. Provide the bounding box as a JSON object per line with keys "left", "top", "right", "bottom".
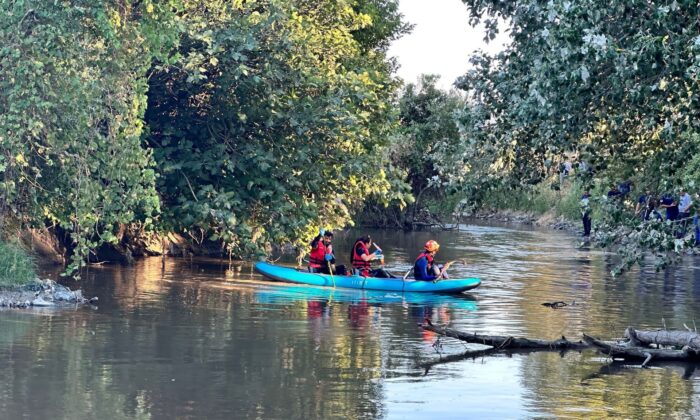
{"left": 0, "top": 279, "right": 97, "bottom": 309}
{"left": 463, "top": 208, "right": 581, "bottom": 234}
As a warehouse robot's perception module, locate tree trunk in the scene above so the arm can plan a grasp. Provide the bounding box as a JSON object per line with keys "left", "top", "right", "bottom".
{"left": 420, "top": 322, "right": 589, "bottom": 350}
{"left": 625, "top": 327, "right": 700, "bottom": 350}
{"left": 583, "top": 334, "right": 700, "bottom": 367}
{"left": 421, "top": 322, "right": 700, "bottom": 367}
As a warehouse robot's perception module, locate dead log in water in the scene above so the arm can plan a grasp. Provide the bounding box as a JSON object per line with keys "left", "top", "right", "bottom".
{"left": 421, "top": 321, "right": 700, "bottom": 367}
{"left": 582, "top": 334, "right": 700, "bottom": 367}
{"left": 420, "top": 320, "right": 589, "bottom": 350}
{"left": 624, "top": 327, "right": 700, "bottom": 350}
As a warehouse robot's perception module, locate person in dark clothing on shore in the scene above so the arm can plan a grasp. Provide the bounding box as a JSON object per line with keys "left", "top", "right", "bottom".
{"left": 580, "top": 191, "right": 592, "bottom": 237}
{"left": 659, "top": 193, "right": 679, "bottom": 221}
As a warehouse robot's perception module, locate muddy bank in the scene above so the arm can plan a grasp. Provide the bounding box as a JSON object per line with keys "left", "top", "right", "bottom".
{"left": 21, "top": 225, "right": 252, "bottom": 266}
{"left": 0, "top": 279, "right": 97, "bottom": 309}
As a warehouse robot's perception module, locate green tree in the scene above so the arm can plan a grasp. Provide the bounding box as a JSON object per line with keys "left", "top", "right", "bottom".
{"left": 0, "top": 1, "right": 178, "bottom": 273}
{"left": 146, "top": 0, "right": 409, "bottom": 257}
{"left": 452, "top": 0, "right": 700, "bottom": 272}
{"left": 359, "top": 75, "right": 468, "bottom": 228}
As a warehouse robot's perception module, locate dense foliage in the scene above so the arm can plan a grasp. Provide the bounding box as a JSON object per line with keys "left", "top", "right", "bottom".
{"left": 450, "top": 0, "right": 700, "bottom": 272}
{"left": 0, "top": 1, "right": 177, "bottom": 273}
{"left": 146, "top": 0, "right": 409, "bottom": 257}
{"left": 0, "top": 0, "right": 408, "bottom": 272}
{"left": 360, "top": 75, "right": 466, "bottom": 228}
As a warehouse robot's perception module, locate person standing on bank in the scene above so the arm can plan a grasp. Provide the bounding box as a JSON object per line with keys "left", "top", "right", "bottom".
{"left": 660, "top": 192, "right": 679, "bottom": 221}
{"left": 679, "top": 188, "right": 693, "bottom": 221}
{"left": 414, "top": 240, "right": 445, "bottom": 281}
{"left": 308, "top": 230, "right": 346, "bottom": 275}
{"left": 581, "top": 190, "right": 592, "bottom": 237}
{"left": 635, "top": 190, "right": 651, "bottom": 217}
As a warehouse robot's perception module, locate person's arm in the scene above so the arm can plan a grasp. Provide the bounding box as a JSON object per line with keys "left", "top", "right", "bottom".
{"left": 358, "top": 249, "right": 376, "bottom": 262}
{"left": 310, "top": 235, "right": 322, "bottom": 249}
{"left": 415, "top": 258, "right": 436, "bottom": 280}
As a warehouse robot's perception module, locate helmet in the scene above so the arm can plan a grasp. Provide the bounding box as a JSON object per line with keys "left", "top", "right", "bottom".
{"left": 424, "top": 240, "right": 440, "bottom": 252}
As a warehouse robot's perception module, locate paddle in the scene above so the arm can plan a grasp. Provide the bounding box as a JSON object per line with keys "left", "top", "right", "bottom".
{"left": 372, "top": 242, "right": 384, "bottom": 267}
{"left": 327, "top": 260, "right": 336, "bottom": 288}
{"left": 434, "top": 259, "right": 467, "bottom": 282}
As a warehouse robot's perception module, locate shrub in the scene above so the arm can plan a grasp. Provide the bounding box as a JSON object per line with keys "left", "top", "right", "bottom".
{"left": 0, "top": 240, "right": 36, "bottom": 288}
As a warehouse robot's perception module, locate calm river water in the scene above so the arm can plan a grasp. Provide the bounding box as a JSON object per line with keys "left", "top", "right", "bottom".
{"left": 3, "top": 222, "right": 700, "bottom": 419}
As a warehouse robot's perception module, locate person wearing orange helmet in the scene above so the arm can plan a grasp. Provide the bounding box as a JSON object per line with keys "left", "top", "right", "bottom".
{"left": 414, "top": 240, "right": 443, "bottom": 281}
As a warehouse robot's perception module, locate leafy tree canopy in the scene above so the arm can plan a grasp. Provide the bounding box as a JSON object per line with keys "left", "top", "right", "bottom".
{"left": 0, "top": 0, "right": 178, "bottom": 272}
{"left": 453, "top": 0, "right": 700, "bottom": 272}
{"left": 146, "top": 0, "right": 409, "bottom": 257}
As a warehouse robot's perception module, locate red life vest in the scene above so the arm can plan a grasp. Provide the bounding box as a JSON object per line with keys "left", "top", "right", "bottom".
{"left": 351, "top": 241, "right": 371, "bottom": 276}
{"left": 414, "top": 251, "right": 434, "bottom": 273}
{"left": 309, "top": 240, "right": 327, "bottom": 269}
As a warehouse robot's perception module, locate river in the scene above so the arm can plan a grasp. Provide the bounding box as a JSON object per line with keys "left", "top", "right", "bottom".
{"left": 2, "top": 222, "right": 700, "bottom": 419}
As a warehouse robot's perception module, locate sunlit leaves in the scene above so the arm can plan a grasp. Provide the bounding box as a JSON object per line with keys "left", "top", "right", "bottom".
{"left": 147, "top": 0, "right": 405, "bottom": 257}
{"left": 456, "top": 0, "right": 700, "bottom": 273}
{"left": 0, "top": 1, "right": 180, "bottom": 274}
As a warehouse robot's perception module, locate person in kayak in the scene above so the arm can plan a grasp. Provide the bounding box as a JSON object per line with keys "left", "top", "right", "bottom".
{"left": 309, "top": 230, "right": 346, "bottom": 275}
{"left": 414, "top": 240, "right": 446, "bottom": 281}
{"left": 350, "top": 235, "right": 390, "bottom": 277}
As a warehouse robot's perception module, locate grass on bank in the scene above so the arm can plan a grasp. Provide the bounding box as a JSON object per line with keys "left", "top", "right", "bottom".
{"left": 482, "top": 180, "right": 585, "bottom": 221}
{"left": 0, "top": 240, "right": 36, "bottom": 288}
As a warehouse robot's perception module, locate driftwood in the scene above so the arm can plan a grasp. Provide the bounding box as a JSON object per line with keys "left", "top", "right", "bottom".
{"left": 625, "top": 327, "right": 700, "bottom": 350}
{"left": 583, "top": 334, "right": 700, "bottom": 367}
{"left": 420, "top": 321, "right": 700, "bottom": 368}
{"left": 541, "top": 301, "right": 570, "bottom": 309}
{"left": 420, "top": 320, "right": 589, "bottom": 350}
{"left": 584, "top": 328, "right": 700, "bottom": 368}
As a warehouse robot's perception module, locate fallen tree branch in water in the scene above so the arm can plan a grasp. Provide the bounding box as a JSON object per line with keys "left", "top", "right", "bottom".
{"left": 582, "top": 334, "right": 700, "bottom": 367}
{"left": 624, "top": 327, "right": 700, "bottom": 350}
{"left": 419, "top": 319, "right": 589, "bottom": 350}
{"left": 420, "top": 320, "right": 700, "bottom": 368}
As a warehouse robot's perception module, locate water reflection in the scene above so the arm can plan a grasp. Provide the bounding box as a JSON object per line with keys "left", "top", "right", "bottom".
{"left": 3, "top": 222, "right": 700, "bottom": 418}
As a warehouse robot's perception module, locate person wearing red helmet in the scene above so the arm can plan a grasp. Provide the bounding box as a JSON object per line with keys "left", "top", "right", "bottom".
{"left": 414, "top": 240, "right": 443, "bottom": 281}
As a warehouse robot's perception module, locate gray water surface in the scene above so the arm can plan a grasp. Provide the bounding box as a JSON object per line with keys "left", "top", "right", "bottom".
{"left": 2, "top": 223, "right": 700, "bottom": 419}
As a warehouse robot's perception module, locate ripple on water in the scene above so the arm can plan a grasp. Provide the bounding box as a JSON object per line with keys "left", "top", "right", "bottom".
{"left": 4, "top": 222, "right": 700, "bottom": 419}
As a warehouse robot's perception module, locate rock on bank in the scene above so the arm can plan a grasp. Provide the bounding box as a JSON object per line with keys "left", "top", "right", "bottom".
{"left": 0, "top": 279, "right": 98, "bottom": 309}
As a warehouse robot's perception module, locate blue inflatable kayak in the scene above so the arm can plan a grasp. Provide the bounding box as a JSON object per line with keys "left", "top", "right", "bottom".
{"left": 254, "top": 262, "right": 481, "bottom": 293}
{"left": 254, "top": 284, "right": 479, "bottom": 311}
